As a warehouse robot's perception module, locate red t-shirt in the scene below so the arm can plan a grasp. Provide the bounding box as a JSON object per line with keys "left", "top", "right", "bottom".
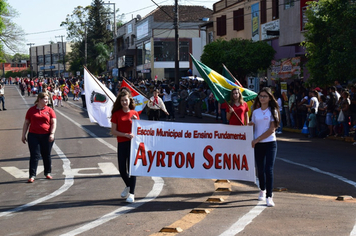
{"left": 111, "top": 109, "right": 140, "bottom": 143}
{"left": 25, "top": 106, "right": 56, "bottom": 134}
{"left": 221, "top": 102, "right": 228, "bottom": 110}
{"left": 229, "top": 102, "right": 249, "bottom": 126}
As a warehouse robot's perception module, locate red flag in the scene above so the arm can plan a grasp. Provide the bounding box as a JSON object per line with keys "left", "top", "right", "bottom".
{"left": 120, "top": 80, "right": 148, "bottom": 114}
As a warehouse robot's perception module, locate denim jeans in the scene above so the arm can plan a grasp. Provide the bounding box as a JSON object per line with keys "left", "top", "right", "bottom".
{"left": 255, "top": 141, "right": 277, "bottom": 198}
{"left": 0, "top": 96, "right": 4, "bottom": 109}
{"left": 28, "top": 132, "right": 54, "bottom": 178}
{"left": 118, "top": 141, "right": 136, "bottom": 194}
{"left": 290, "top": 110, "right": 296, "bottom": 128}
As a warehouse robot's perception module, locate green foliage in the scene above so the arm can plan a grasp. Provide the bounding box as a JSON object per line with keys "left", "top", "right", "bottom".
{"left": 201, "top": 38, "right": 275, "bottom": 82}
{"left": 61, "top": 0, "right": 123, "bottom": 75}
{"left": 303, "top": 0, "right": 356, "bottom": 86}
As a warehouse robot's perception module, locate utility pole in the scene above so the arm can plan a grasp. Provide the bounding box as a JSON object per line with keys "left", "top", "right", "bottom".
{"left": 27, "top": 43, "right": 35, "bottom": 79}
{"left": 174, "top": 0, "right": 179, "bottom": 88}
{"left": 55, "top": 35, "right": 65, "bottom": 76}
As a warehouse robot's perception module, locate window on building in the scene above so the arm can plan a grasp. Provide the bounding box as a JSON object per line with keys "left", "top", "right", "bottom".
{"left": 233, "top": 9, "right": 244, "bottom": 31}
{"left": 37, "top": 56, "right": 44, "bottom": 65}
{"left": 272, "top": 0, "right": 279, "bottom": 19}
{"left": 52, "top": 54, "right": 59, "bottom": 64}
{"left": 153, "top": 41, "right": 190, "bottom": 62}
{"left": 131, "top": 35, "right": 135, "bottom": 45}
{"left": 137, "top": 44, "right": 143, "bottom": 65}
{"left": 260, "top": 0, "right": 267, "bottom": 24}
{"left": 284, "top": 0, "right": 295, "bottom": 9}
{"left": 208, "top": 32, "right": 214, "bottom": 43}
{"left": 144, "top": 41, "right": 151, "bottom": 64}
{"left": 217, "top": 15, "right": 227, "bottom": 36}
{"left": 45, "top": 54, "right": 51, "bottom": 65}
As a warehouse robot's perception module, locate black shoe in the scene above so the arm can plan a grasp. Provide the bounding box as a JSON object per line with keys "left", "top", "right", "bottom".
{"left": 3, "top": 108, "right": 7, "bottom": 110}
{"left": 0, "top": 109, "right": 2, "bottom": 111}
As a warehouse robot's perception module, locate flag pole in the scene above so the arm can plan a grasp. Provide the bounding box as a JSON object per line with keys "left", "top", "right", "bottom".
{"left": 197, "top": 62, "right": 244, "bottom": 125}
{"left": 222, "top": 63, "right": 243, "bottom": 87}
{"left": 84, "top": 66, "right": 115, "bottom": 103}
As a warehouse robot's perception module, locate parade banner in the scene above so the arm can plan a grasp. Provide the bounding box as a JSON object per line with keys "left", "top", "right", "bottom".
{"left": 130, "top": 120, "right": 256, "bottom": 182}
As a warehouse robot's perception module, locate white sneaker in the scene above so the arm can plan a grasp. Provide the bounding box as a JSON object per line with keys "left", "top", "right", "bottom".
{"left": 266, "top": 197, "right": 275, "bottom": 207}
{"left": 126, "top": 194, "right": 135, "bottom": 203}
{"left": 258, "top": 190, "right": 266, "bottom": 201}
{"left": 121, "top": 187, "right": 130, "bottom": 198}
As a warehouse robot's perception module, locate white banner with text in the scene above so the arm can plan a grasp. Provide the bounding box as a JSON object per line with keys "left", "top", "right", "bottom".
{"left": 130, "top": 120, "right": 256, "bottom": 182}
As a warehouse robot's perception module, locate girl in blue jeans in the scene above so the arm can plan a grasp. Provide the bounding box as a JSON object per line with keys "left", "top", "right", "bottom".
{"left": 249, "top": 87, "right": 280, "bottom": 207}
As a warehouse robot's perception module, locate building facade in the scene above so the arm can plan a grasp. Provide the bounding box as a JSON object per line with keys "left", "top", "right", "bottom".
{"left": 29, "top": 42, "right": 72, "bottom": 78}
{"left": 212, "top": 0, "right": 310, "bottom": 84}
{"left": 115, "top": 5, "right": 213, "bottom": 81}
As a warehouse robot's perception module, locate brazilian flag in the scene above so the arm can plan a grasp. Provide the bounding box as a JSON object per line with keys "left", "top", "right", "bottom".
{"left": 190, "top": 54, "right": 257, "bottom": 104}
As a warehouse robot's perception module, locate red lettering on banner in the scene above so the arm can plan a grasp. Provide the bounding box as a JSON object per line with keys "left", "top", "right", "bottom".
{"left": 175, "top": 152, "right": 185, "bottom": 168}
{"left": 134, "top": 143, "right": 147, "bottom": 166}
{"left": 147, "top": 151, "right": 156, "bottom": 172}
{"left": 157, "top": 151, "right": 166, "bottom": 167}
{"left": 202, "top": 145, "right": 213, "bottom": 169}
{"left": 215, "top": 153, "right": 222, "bottom": 169}
{"left": 134, "top": 142, "right": 195, "bottom": 172}
{"left": 202, "top": 145, "right": 249, "bottom": 170}
{"left": 241, "top": 154, "right": 249, "bottom": 170}
{"left": 223, "top": 154, "right": 231, "bottom": 169}
{"left": 166, "top": 151, "right": 174, "bottom": 167}
{"left": 233, "top": 154, "right": 240, "bottom": 170}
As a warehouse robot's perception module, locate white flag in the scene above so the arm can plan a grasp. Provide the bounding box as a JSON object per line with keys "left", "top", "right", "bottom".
{"left": 84, "top": 69, "right": 116, "bottom": 128}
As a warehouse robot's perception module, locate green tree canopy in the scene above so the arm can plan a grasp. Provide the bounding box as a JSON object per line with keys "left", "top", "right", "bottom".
{"left": 61, "top": 0, "right": 122, "bottom": 75}
{"left": 303, "top": 0, "right": 356, "bottom": 86}
{"left": 0, "top": 0, "right": 25, "bottom": 61}
{"left": 201, "top": 38, "right": 275, "bottom": 83}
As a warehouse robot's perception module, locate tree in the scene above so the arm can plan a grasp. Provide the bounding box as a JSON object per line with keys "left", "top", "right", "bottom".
{"left": 201, "top": 38, "right": 275, "bottom": 83}
{"left": 0, "top": 0, "right": 25, "bottom": 61}
{"left": 303, "top": 0, "right": 356, "bottom": 86}
{"left": 61, "top": 0, "right": 122, "bottom": 75}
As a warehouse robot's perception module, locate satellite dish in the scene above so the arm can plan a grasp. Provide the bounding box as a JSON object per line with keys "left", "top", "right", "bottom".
{"left": 136, "top": 14, "right": 141, "bottom": 20}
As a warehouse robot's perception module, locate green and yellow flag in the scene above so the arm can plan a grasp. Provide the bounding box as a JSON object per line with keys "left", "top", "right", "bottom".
{"left": 190, "top": 54, "right": 257, "bottom": 104}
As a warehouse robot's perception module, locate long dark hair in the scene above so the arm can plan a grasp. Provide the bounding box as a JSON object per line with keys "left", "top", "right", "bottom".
{"left": 229, "top": 87, "right": 244, "bottom": 106}
{"left": 253, "top": 87, "right": 280, "bottom": 128}
{"left": 111, "top": 90, "right": 136, "bottom": 115}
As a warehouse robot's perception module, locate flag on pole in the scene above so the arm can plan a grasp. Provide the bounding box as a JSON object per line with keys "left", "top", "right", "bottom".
{"left": 84, "top": 68, "right": 116, "bottom": 128}
{"left": 190, "top": 54, "right": 257, "bottom": 103}
{"left": 120, "top": 79, "right": 149, "bottom": 115}
{"left": 222, "top": 63, "right": 243, "bottom": 87}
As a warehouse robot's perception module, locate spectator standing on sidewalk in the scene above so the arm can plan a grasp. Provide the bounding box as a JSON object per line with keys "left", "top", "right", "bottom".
{"left": 0, "top": 84, "right": 7, "bottom": 111}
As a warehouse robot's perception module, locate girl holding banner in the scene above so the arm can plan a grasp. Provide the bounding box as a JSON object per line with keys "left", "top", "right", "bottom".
{"left": 111, "top": 90, "right": 139, "bottom": 203}
{"left": 249, "top": 87, "right": 280, "bottom": 207}
{"left": 226, "top": 88, "right": 249, "bottom": 125}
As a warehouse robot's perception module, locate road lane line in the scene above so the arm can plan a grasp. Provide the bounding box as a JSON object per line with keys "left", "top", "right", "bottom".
{"left": 60, "top": 177, "right": 164, "bottom": 236}
{"left": 219, "top": 156, "right": 356, "bottom": 236}
{"left": 0, "top": 87, "right": 75, "bottom": 218}
{"left": 278, "top": 157, "right": 356, "bottom": 236}
{"left": 55, "top": 102, "right": 165, "bottom": 235}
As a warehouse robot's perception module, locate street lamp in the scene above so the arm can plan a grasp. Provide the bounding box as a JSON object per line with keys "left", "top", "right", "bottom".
{"left": 103, "top": 1, "right": 118, "bottom": 84}
{"left": 27, "top": 43, "right": 35, "bottom": 79}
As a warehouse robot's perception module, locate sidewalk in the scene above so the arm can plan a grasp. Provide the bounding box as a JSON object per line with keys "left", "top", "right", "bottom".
{"left": 282, "top": 127, "right": 355, "bottom": 143}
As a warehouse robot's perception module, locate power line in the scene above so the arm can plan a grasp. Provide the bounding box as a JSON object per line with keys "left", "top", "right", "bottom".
{"left": 24, "top": 28, "right": 65, "bottom": 36}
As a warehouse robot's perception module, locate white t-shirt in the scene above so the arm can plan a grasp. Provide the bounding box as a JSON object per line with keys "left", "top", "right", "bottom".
{"left": 251, "top": 107, "right": 277, "bottom": 143}
{"left": 310, "top": 96, "right": 319, "bottom": 114}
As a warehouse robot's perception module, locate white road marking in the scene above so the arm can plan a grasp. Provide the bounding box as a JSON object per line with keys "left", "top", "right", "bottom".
{"left": 62, "top": 162, "right": 119, "bottom": 176}
{"left": 0, "top": 143, "right": 74, "bottom": 218}
{"left": 219, "top": 157, "right": 356, "bottom": 236}
{"left": 2, "top": 165, "right": 44, "bottom": 178}
{"left": 60, "top": 177, "right": 164, "bottom": 236}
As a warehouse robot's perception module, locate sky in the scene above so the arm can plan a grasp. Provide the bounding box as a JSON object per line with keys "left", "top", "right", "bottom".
{"left": 9, "top": 0, "right": 214, "bottom": 55}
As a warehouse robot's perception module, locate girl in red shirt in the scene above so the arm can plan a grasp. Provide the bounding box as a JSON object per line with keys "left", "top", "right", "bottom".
{"left": 22, "top": 92, "right": 57, "bottom": 183}
{"left": 111, "top": 90, "right": 139, "bottom": 203}
{"left": 227, "top": 88, "right": 249, "bottom": 125}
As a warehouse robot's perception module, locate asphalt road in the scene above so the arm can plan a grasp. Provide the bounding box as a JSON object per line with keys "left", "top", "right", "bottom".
{"left": 0, "top": 84, "right": 355, "bottom": 236}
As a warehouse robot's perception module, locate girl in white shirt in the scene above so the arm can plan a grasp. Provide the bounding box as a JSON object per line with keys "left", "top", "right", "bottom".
{"left": 249, "top": 87, "right": 280, "bottom": 207}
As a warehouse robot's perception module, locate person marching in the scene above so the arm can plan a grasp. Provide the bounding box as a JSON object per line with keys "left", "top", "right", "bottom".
{"left": 248, "top": 87, "right": 280, "bottom": 207}
{"left": 226, "top": 87, "right": 249, "bottom": 125}
{"left": 21, "top": 92, "right": 57, "bottom": 183}
{"left": 147, "top": 88, "right": 169, "bottom": 120}
{"left": 111, "top": 90, "right": 139, "bottom": 203}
